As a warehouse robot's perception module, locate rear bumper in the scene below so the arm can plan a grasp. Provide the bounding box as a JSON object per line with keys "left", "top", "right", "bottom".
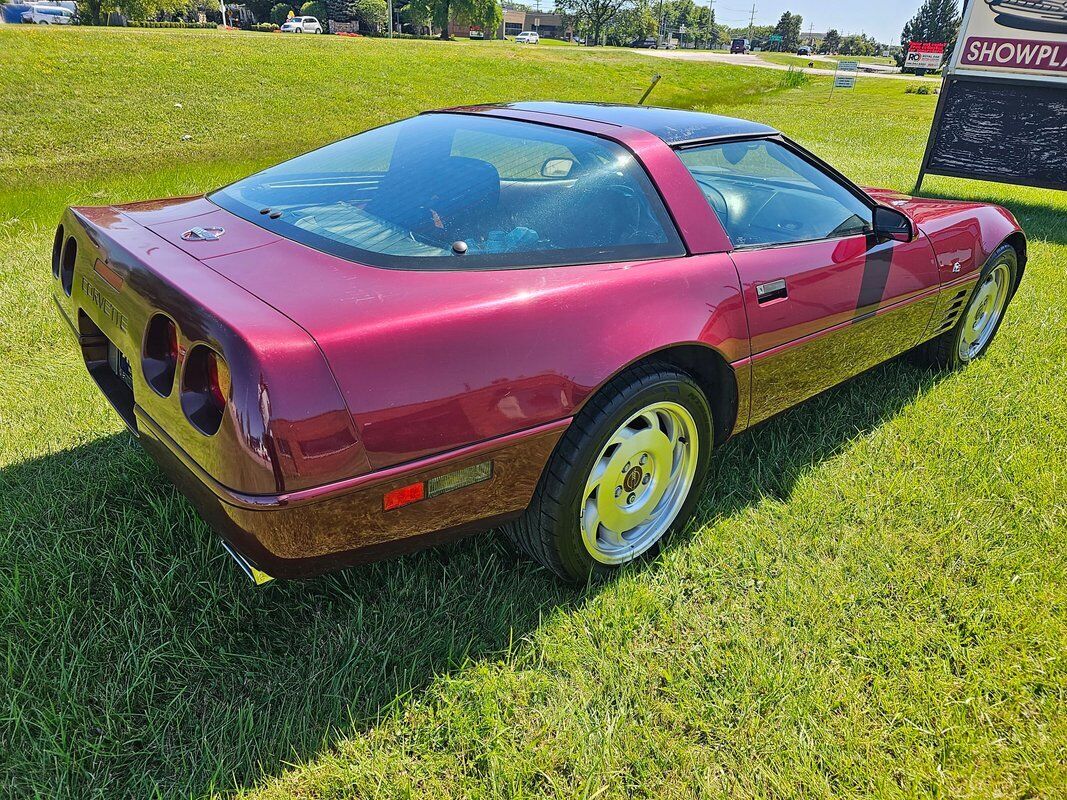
{"left": 135, "top": 407, "right": 568, "bottom": 578}
{"left": 51, "top": 206, "right": 570, "bottom": 579}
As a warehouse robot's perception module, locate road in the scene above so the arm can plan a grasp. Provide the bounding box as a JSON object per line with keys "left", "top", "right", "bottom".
{"left": 636, "top": 49, "right": 941, "bottom": 81}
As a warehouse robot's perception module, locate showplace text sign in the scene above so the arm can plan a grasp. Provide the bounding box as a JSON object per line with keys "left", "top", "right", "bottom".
{"left": 962, "top": 37, "right": 1067, "bottom": 73}
{"left": 956, "top": 0, "right": 1067, "bottom": 80}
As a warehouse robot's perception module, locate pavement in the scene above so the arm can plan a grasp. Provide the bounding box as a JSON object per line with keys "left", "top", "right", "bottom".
{"left": 636, "top": 49, "right": 942, "bottom": 81}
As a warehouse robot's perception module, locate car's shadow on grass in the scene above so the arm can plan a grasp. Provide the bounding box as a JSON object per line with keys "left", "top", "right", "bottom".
{"left": 2, "top": 356, "right": 945, "bottom": 798}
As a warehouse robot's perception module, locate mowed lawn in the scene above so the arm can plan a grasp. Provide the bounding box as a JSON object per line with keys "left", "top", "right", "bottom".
{"left": 1, "top": 26, "right": 1065, "bottom": 800}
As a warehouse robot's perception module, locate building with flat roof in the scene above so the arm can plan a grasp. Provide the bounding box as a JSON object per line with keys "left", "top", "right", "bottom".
{"left": 447, "top": 8, "right": 571, "bottom": 40}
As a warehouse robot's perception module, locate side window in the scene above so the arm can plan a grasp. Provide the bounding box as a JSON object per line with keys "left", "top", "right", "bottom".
{"left": 677, "top": 140, "right": 873, "bottom": 248}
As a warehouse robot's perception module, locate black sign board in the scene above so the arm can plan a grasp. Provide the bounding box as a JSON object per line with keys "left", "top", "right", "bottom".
{"left": 918, "top": 75, "right": 1067, "bottom": 191}
{"left": 915, "top": 0, "right": 1067, "bottom": 193}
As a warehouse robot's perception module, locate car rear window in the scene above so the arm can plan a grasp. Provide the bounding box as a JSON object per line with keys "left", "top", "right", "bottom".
{"left": 212, "top": 114, "right": 682, "bottom": 270}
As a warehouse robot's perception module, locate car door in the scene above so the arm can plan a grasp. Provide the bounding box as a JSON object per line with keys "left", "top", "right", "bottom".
{"left": 676, "top": 138, "right": 941, "bottom": 426}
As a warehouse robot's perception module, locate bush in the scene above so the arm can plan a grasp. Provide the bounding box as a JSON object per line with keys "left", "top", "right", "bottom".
{"left": 126, "top": 20, "right": 216, "bottom": 28}
{"left": 300, "top": 0, "right": 326, "bottom": 20}
{"left": 252, "top": 21, "right": 280, "bottom": 30}
{"left": 270, "top": 3, "right": 294, "bottom": 25}
{"left": 778, "top": 65, "right": 809, "bottom": 89}
{"left": 352, "top": 0, "right": 386, "bottom": 30}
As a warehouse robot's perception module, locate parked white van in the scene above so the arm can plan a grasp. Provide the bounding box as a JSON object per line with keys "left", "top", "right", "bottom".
{"left": 515, "top": 30, "right": 539, "bottom": 43}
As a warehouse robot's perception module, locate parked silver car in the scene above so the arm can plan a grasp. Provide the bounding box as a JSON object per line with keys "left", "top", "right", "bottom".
{"left": 280, "top": 15, "right": 322, "bottom": 33}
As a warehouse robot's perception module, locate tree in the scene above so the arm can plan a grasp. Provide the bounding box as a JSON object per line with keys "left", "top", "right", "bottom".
{"left": 558, "top": 0, "right": 628, "bottom": 46}
{"left": 604, "top": 0, "right": 652, "bottom": 45}
{"left": 326, "top": 0, "right": 358, "bottom": 24}
{"left": 772, "top": 10, "right": 801, "bottom": 52}
{"left": 353, "top": 0, "right": 387, "bottom": 29}
{"left": 301, "top": 0, "right": 327, "bottom": 19}
{"left": 270, "top": 2, "right": 293, "bottom": 23}
{"left": 428, "top": 0, "right": 501, "bottom": 39}
{"left": 819, "top": 28, "right": 840, "bottom": 54}
{"left": 400, "top": 0, "right": 433, "bottom": 32}
{"left": 900, "top": 0, "right": 960, "bottom": 55}
{"left": 247, "top": 0, "right": 275, "bottom": 22}
{"left": 839, "top": 33, "right": 879, "bottom": 56}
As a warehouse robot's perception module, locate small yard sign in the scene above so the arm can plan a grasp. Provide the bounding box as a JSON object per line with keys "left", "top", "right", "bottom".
{"left": 829, "top": 61, "right": 858, "bottom": 98}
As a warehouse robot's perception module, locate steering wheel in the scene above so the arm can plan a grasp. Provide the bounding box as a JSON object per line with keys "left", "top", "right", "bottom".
{"left": 697, "top": 181, "right": 730, "bottom": 228}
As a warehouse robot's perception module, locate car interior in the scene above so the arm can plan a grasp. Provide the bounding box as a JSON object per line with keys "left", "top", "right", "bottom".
{"left": 679, "top": 140, "right": 873, "bottom": 247}
{"left": 232, "top": 136, "right": 676, "bottom": 263}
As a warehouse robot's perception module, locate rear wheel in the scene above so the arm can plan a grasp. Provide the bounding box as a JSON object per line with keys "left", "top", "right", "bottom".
{"left": 506, "top": 365, "right": 714, "bottom": 582}
{"left": 915, "top": 243, "right": 1018, "bottom": 369}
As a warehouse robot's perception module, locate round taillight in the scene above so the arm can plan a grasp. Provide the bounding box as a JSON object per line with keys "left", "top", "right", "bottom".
{"left": 142, "top": 314, "right": 179, "bottom": 397}
{"left": 52, "top": 225, "right": 64, "bottom": 279}
{"left": 60, "top": 236, "right": 77, "bottom": 296}
{"left": 181, "top": 345, "right": 230, "bottom": 436}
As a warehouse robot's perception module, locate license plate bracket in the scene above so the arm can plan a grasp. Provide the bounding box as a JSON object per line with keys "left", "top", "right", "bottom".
{"left": 108, "top": 341, "right": 134, "bottom": 390}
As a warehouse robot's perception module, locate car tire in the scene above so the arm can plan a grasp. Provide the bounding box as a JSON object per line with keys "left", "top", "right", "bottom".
{"left": 505, "top": 364, "right": 714, "bottom": 582}
{"left": 914, "top": 242, "right": 1019, "bottom": 370}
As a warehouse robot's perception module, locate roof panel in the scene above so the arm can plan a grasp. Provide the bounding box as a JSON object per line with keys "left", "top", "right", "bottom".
{"left": 500, "top": 102, "right": 778, "bottom": 144}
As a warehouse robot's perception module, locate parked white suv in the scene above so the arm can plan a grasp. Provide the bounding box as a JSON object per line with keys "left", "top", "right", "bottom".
{"left": 515, "top": 31, "right": 539, "bottom": 43}
{"left": 280, "top": 16, "right": 322, "bottom": 33}
{"left": 22, "top": 4, "right": 74, "bottom": 23}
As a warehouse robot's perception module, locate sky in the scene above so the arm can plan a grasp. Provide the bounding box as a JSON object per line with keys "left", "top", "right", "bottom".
{"left": 710, "top": 0, "right": 926, "bottom": 44}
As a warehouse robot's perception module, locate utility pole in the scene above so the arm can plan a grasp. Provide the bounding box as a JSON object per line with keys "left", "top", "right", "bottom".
{"left": 387, "top": 0, "right": 393, "bottom": 37}
{"left": 747, "top": 3, "right": 755, "bottom": 43}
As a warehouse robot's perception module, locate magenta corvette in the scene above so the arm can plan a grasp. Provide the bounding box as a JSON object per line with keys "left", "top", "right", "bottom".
{"left": 52, "top": 103, "right": 1026, "bottom": 582}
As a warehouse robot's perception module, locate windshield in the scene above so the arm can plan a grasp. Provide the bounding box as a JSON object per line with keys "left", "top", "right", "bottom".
{"left": 211, "top": 113, "right": 683, "bottom": 270}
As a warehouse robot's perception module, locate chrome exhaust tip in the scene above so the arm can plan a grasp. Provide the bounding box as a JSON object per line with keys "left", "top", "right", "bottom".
{"left": 221, "top": 540, "right": 275, "bottom": 586}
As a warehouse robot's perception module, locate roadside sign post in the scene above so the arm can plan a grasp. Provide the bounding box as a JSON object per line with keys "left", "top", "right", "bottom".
{"left": 914, "top": 0, "right": 1067, "bottom": 193}
{"left": 830, "top": 60, "right": 858, "bottom": 99}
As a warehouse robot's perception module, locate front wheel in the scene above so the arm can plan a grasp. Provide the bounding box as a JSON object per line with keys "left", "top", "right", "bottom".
{"left": 506, "top": 365, "right": 714, "bottom": 582}
{"left": 914, "top": 243, "right": 1019, "bottom": 369}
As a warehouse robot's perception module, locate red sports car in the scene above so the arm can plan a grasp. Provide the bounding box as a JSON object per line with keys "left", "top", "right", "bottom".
{"left": 51, "top": 103, "right": 1026, "bottom": 583}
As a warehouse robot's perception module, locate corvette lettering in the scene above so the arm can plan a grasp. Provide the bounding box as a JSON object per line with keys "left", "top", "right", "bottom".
{"left": 81, "top": 275, "right": 128, "bottom": 333}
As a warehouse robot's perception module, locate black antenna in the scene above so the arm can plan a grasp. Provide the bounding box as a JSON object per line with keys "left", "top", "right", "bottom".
{"left": 639, "top": 74, "right": 662, "bottom": 105}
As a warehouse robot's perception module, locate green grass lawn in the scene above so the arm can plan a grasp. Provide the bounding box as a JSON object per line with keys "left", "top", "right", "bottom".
{"left": 2, "top": 25, "right": 1066, "bottom": 800}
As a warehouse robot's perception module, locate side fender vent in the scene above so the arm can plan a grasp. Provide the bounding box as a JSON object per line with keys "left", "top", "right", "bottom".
{"left": 935, "top": 289, "right": 969, "bottom": 333}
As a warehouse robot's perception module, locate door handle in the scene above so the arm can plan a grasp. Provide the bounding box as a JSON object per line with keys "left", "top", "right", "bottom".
{"left": 756, "top": 279, "right": 787, "bottom": 304}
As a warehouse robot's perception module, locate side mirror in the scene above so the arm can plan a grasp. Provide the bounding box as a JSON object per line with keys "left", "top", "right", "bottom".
{"left": 873, "top": 205, "right": 915, "bottom": 243}
{"left": 541, "top": 158, "right": 575, "bottom": 178}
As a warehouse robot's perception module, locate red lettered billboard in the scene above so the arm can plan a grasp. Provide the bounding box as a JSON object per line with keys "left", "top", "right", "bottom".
{"left": 907, "top": 41, "right": 946, "bottom": 70}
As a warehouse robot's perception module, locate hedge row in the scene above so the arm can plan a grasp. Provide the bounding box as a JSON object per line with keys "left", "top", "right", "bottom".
{"left": 126, "top": 21, "right": 216, "bottom": 28}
